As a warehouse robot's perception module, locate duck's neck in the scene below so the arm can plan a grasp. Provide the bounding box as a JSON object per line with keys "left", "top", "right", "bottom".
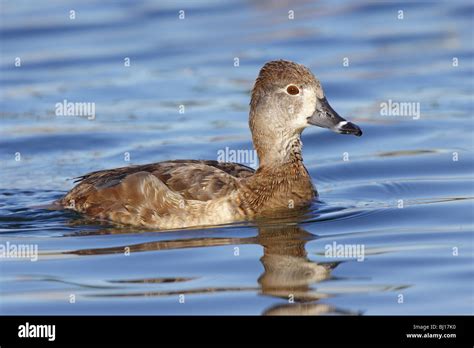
{"left": 245, "top": 129, "right": 315, "bottom": 210}
{"left": 253, "top": 130, "right": 304, "bottom": 168}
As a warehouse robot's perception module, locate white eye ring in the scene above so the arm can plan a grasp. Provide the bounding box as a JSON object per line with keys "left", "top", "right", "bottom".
{"left": 286, "top": 85, "right": 300, "bottom": 95}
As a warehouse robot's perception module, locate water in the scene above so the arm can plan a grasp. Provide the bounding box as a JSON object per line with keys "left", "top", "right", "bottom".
{"left": 0, "top": 0, "right": 473, "bottom": 315}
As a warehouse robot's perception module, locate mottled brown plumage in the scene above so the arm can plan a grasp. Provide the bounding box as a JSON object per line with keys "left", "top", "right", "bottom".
{"left": 57, "top": 60, "right": 362, "bottom": 229}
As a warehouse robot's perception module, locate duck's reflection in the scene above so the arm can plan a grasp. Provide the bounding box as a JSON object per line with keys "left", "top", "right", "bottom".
{"left": 67, "top": 224, "right": 355, "bottom": 315}
{"left": 256, "top": 225, "right": 342, "bottom": 315}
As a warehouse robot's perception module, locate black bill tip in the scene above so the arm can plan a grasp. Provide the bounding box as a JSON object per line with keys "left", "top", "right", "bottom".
{"left": 335, "top": 121, "right": 363, "bottom": 137}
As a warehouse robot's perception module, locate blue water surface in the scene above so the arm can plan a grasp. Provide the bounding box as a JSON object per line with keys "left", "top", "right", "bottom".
{"left": 0, "top": 0, "right": 473, "bottom": 315}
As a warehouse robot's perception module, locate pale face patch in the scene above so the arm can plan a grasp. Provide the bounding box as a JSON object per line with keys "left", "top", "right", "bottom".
{"left": 277, "top": 82, "right": 324, "bottom": 131}
{"left": 291, "top": 86, "right": 318, "bottom": 129}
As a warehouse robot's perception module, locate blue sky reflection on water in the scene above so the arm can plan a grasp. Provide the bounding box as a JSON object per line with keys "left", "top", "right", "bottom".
{"left": 0, "top": 0, "right": 473, "bottom": 315}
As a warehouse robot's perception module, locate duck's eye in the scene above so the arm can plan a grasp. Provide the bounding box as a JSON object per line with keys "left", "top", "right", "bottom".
{"left": 286, "top": 85, "right": 300, "bottom": 95}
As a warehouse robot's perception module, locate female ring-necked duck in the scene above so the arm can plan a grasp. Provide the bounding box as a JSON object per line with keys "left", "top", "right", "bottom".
{"left": 58, "top": 60, "right": 362, "bottom": 228}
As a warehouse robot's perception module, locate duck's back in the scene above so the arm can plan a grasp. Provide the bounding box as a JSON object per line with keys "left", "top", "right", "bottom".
{"left": 58, "top": 160, "right": 255, "bottom": 226}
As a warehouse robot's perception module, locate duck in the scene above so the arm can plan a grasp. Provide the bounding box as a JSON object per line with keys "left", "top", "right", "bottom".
{"left": 57, "top": 60, "right": 362, "bottom": 229}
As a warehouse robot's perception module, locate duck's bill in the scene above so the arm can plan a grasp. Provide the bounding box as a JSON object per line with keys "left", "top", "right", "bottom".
{"left": 307, "top": 97, "right": 362, "bottom": 137}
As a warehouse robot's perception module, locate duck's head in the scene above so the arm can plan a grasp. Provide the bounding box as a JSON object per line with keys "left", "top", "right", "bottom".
{"left": 249, "top": 60, "right": 362, "bottom": 166}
